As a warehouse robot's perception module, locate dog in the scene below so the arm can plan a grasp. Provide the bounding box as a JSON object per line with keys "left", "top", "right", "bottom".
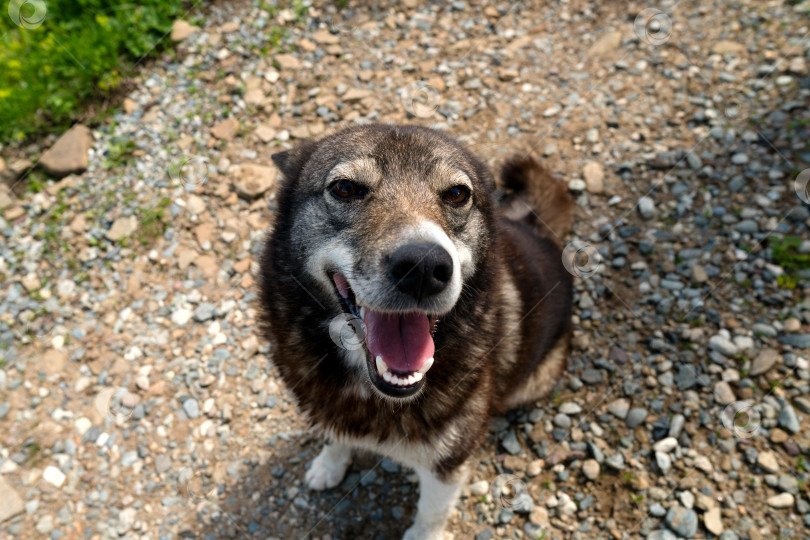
{"left": 258, "top": 124, "right": 573, "bottom": 539}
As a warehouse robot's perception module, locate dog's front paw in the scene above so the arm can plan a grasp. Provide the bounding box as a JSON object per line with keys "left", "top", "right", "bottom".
{"left": 305, "top": 446, "right": 351, "bottom": 490}
{"left": 402, "top": 522, "right": 449, "bottom": 540}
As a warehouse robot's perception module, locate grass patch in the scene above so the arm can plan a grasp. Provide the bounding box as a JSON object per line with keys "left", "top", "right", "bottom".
{"left": 771, "top": 235, "right": 809, "bottom": 290}
{"left": 134, "top": 197, "right": 171, "bottom": 246}
{"left": 0, "top": 0, "right": 188, "bottom": 143}
{"left": 771, "top": 236, "right": 810, "bottom": 271}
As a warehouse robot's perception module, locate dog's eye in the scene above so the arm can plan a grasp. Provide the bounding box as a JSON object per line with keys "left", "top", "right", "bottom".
{"left": 441, "top": 185, "right": 471, "bottom": 206}
{"left": 330, "top": 179, "right": 367, "bottom": 200}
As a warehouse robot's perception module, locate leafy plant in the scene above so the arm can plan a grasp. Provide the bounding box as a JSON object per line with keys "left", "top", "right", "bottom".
{"left": 0, "top": 0, "right": 188, "bottom": 142}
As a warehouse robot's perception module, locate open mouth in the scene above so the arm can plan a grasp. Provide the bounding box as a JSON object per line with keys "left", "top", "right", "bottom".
{"left": 331, "top": 272, "right": 438, "bottom": 397}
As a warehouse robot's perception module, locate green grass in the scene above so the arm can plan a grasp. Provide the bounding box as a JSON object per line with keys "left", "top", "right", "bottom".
{"left": 0, "top": 0, "right": 188, "bottom": 143}
{"left": 771, "top": 235, "right": 809, "bottom": 290}
{"left": 771, "top": 236, "right": 810, "bottom": 271}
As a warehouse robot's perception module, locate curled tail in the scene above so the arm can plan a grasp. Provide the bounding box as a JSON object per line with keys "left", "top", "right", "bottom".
{"left": 499, "top": 155, "right": 574, "bottom": 245}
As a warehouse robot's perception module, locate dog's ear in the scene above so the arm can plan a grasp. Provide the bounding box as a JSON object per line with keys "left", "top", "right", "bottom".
{"left": 271, "top": 140, "right": 316, "bottom": 179}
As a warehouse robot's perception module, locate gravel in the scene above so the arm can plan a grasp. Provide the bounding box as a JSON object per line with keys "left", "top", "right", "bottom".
{"left": 0, "top": 0, "right": 808, "bottom": 539}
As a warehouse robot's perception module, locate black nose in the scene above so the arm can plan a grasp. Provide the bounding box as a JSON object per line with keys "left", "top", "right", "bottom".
{"left": 387, "top": 243, "right": 453, "bottom": 301}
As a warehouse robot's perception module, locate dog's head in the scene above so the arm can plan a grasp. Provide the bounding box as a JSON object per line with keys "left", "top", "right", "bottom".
{"left": 270, "top": 124, "right": 495, "bottom": 400}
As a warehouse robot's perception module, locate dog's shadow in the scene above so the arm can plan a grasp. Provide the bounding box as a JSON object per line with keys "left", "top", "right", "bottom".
{"left": 193, "top": 434, "right": 420, "bottom": 540}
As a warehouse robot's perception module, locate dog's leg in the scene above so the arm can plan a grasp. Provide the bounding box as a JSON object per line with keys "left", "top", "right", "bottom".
{"left": 403, "top": 465, "right": 467, "bottom": 540}
{"left": 305, "top": 442, "right": 352, "bottom": 490}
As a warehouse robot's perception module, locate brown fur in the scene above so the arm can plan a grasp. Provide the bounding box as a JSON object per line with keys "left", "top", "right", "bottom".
{"left": 257, "top": 125, "right": 573, "bottom": 529}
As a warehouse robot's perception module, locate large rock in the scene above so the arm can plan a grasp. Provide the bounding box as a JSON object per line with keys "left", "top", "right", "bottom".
{"left": 106, "top": 216, "right": 138, "bottom": 241}
{"left": 588, "top": 30, "right": 622, "bottom": 57}
{"left": 171, "top": 20, "right": 197, "bottom": 41}
{"left": 0, "top": 475, "right": 24, "bottom": 523}
{"left": 39, "top": 124, "right": 93, "bottom": 178}
{"left": 231, "top": 164, "right": 276, "bottom": 199}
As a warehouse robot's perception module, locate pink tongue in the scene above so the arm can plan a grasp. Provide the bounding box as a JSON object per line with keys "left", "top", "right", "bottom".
{"left": 364, "top": 310, "right": 434, "bottom": 373}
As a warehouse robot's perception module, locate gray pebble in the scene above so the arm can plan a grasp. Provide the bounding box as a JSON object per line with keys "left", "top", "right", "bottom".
{"left": 626, "top": 408, "right": 648, "bottom": 428}
{"left": 183, "top": 398, "right": 200, "bottom": 419}
{"left": 665, "top": 505, "right": 698, "bottom": 537}
{"left": 778, "top": 403, "right": 800, "bottom": 434}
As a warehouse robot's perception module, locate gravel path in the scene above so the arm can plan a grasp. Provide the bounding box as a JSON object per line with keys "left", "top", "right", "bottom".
{"left": 1, "top": 0, "right": 809, "bottom": 539}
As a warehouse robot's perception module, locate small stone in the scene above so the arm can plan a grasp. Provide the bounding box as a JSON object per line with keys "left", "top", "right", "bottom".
{"left": 501, "top": 430, "right": 521, "bottom": 455}
{"left": 529, "top": 506, "right": 549, "bottom": 526}
{"left": 582, "top": 459, "right": 600, "bottom": 480}
{"left": 171, "top": 20, "right": 197, "bottom": 41}
{"left": 106, "top": 216, "right": 138, "bottom": 241}
{"left": 172, "top": 308, "right": 193, "bottom": 326}
{"left": 38, "top": 349, "right": 67, "bottom": 376}
{"left": 638, "top": 196, "right": 655, "bottom": 219}
{"left": 653, "top": 437, "right": 678, "bottom": 453}
{"left": 39, "top": 124, "right": 93, "bottom": 178}
{"left": 626, "top": 408, "right": 648, "bottom": 428}
{"left": 186, "top": 194, "right": 206, "bottom": 215}
{"left": 588, "top": 30, "right": 622, "bottom": 56}
{"left": 559, "top": 402, "right": 582, "bottom": 415}
{"left": 193, "top": 302, "right": 217, "bottom": 322}
{"left": 750, "top": 349, "right": 779, "bottom": 376}
{"left": 231, "top": 163, "right": 276, "bottom": 199}
{"left": 713, "top": 381, "right": 736, "bottom": 405}
{"left": 704, "top": 507, "right": 724, "bottom": 535}
{"left": 543, "top": 104, "right": 561, "bottom": 117}
{"left": 0, "top": 476, "right": 24, "bottom": 523}
{"left": 647, "top": 531, "right": 677, "bottom": 540}
{"left": 256, "top": 125, "right": 277, "bottom": 143}
{"left": 783, "top": 318, "right": 801, "bottom": 332}
{"left": 583, "top": 161, "right": 604, "bottom": 194}
{"left": 607, "top": 398, "right": 630, "bottom": 419}
{"left": 693, "top": 456, "right": 713, "bottom": 474}
{"left": 211, "top": 117, "right": 239, "bottom": 140}
{"left": 605, "top": 453, "right": 625, "bottom": 470}
{"left": 183, "top": 398, "right": 200, "bottom": 419}
{"left": 655, "top": 451, "right": 671, "bottom": 474}
{"left": 42, "top": 465, "right": 66, "bottom": 488}
{"left": 691, "top": 265, "right": 708, "bottom": 283}
{"left": 757, "top": 451, "right": 779, "bottom": 473}
{"left": 766, "top": 493, "right": 794, "bottom": 509}
{"left": 712, "top": 40, "right": 745, "bottom": 54}
{"left": 777, "top": 403, "right": 800, "bottom": 434}
{"left": 665, "top": 505, "right": 698, "bottom": 538}
{"left": 469, "top": 480, "right": 489, "bottom": 496}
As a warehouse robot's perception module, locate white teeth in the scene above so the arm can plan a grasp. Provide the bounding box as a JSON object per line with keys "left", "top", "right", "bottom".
{"left": 359, "top": 306, "right": 366, "bottom": 320}
{"left": 375, "top": 356, "right": 430, "bottom": 387}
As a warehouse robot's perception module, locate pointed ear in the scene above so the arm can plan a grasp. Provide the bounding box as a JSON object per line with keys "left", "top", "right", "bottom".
{"left": 271, "top": 140, "right": 316, "bottom": 179}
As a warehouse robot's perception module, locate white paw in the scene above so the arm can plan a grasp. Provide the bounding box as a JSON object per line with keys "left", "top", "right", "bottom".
{"left": 305, "top": 448, "right": 350, "bottom": 490}
{"left": 402, "top": 522, "right": 448, "bottom": 540}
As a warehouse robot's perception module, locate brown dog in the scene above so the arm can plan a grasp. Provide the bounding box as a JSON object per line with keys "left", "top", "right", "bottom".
{"left": 258, "top": 124, "right": 573, "bottom": 539}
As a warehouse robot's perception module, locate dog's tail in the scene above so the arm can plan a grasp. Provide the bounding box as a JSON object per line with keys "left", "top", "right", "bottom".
{"left": 499, "top": 155, "right": 574, "bottom": 244}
